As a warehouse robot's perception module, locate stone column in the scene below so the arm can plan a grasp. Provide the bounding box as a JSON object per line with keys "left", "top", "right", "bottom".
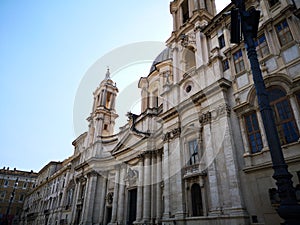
{"left": 111, "top": 167, "right": 120, "bottom": 223}
{"left": 223, "top": 27, "right": 231, "bottom": 48}
{"left": 256, "top": 109, "right": 269, "bottom": 150}
{"left": 290, "top": 95, "right": 300, "bottom": 130}
{"left": 98, "top": 174, "right": 108, "bottom": 224}
{"left": 173, "top": 138, "right": 184, "bottom": 219}
{"left": 203, "top": 123, "right": 221, "bottom": 214}
{"left": 199, "top": 177, "right": 208, "bottom": 216}
{"left": 194, "top": 0, "right": 199, "bottom": 9}
{"left": 221, "top": 114, "right": 246, "bottom": 212}
{"left": 195, "top": 26, "right": 204, "bottom": 68}
{"left": 163, "top": 143, "right": 170, "bottom": 218}
{"left": 172, "top": 12, "right": 176, "bottom": 31}
{"left": 151, "top": 154, "right": 157, "bottom": 221}
{"left": 143, "top": 153, "right": 151, "bottom": 222}
{"left": 238, "top": 116, "right": 251, "bottom": 155}
{"left": 101, "top": 90, "right": 107, "bottom": 106}
{"left": 156, "top": 153, "right": 162, "bottom": 221}
{"left": 94, "top": 117, "right": 101, "bottom": 141}
{"left": 70, "top": 179, "right": 81, "bottom": 224}
{"left": 188, "top": 0, "right": 193, "bottom": 17}
{"left": 79, "top": 180, "right": 88, "bottom": 224}
{"left": 136, "top": 158, "right": 144, "bottom": 222}
{"left": 172, "top": 45, "right": 179, "bottom": 84}
{"left": 117, "top": 166, "right": 126, "bottom": 224}
{"left": 82, "top": 172, "right": 98, "bottom": 225}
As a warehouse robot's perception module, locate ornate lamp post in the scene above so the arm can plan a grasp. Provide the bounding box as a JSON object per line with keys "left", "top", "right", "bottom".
{"left": 230, "top": 0, "right": 300, "bottom": 224}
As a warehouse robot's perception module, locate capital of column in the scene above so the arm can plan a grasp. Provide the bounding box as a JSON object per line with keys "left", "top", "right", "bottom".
{"left": 87, "top": 170, "right": 98, "bottom": 178}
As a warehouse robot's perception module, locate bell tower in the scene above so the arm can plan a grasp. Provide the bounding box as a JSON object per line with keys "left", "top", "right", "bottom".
{"left": 167, "top": 0, "right": 217, "bottom": 83}
{"left": 170, "top": 0, "right": 216, "bottom": 33}
{"left": 87, "top": 68, "right": 118, "bottom": 144}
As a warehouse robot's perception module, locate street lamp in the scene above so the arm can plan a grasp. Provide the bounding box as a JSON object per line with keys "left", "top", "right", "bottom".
{"left": 230, "top": 0, "right": 300, "bottom": 224}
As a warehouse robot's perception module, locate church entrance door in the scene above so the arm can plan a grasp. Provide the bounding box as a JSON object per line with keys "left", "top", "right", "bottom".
{"left": 127, "top": 188, "right": 137, "bottom": 225}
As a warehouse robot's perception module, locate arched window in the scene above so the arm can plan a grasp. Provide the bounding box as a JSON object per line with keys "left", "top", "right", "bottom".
{"left": 191, "top": 183, "right": 203, "bottom": 216}
{"left": 268, "top": 87, "right": 299, "bottom": 145}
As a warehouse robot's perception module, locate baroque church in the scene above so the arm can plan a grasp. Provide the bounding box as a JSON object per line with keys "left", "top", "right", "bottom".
{"left": 21, "top": 0, "right": 300, "bottom": 225}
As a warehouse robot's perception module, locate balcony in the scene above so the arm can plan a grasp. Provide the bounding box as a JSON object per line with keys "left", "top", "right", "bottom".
{"left": 183, "top": 164, "right": 207, "bottom": 178}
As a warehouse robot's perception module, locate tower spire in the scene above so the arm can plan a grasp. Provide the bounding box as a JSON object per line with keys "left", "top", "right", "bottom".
{"left": 105, "top": 66, "right": 111, "bottom": 79}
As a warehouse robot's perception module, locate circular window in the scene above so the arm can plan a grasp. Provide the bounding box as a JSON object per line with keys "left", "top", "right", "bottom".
{"left": 185, "top": 85, "right": 192, "bottom": 93}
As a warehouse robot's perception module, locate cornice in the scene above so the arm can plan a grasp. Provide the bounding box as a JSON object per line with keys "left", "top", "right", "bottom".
{"left": 159, "top": 107, "right": 178, "bottom": 123}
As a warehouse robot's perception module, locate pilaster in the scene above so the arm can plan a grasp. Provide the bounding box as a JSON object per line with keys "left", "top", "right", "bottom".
{"left": 162, "top": 142, "right": 170, "bottom": 219}
{"left": 98, "top": 174, "right": 108, "bottom": 225}
{"left": 82, "top": 171, "right": 98, "bottom": 225}
{"left": 151, "top": 154, "right": 157, "bottom": 220}
{"left": 135, "top": 158, "right": 144, "bottom": 222}
{"left": 156, "top": 153, "right": 163, "bottom": 222}
{"left": 110, "top": 167, "right": 120, "bottom": 223}
{"left": 117, "top": 165, "right": 127, "bottom": 224}
{"left": 143, "top": 153, "right": 151, "bottom": 222}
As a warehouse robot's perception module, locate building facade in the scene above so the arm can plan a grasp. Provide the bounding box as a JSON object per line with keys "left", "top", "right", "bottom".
{"left": 0, "top": 167, "right": 37, "bottom": 225}
{"left": 21, "top": 0, "right": 300, "bottom": 225}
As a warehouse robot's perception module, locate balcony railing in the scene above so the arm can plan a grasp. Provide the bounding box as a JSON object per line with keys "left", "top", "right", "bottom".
{"left": 184, "top": 164, "right": 207, "bottom": 178}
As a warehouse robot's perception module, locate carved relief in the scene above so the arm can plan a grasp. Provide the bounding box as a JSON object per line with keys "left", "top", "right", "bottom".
{"left": 199, "top": 112, "right": 211, "bottom": 125}
{"left": 125, "top": 168, "right": 138, "bottom": 186}
{"left": 198, "top": 104, "right": 231, "bottom": 125}
{"left": 163, "top": 127, "right": 181, "bottom": 141}
{"left": 210, "top": 104, "right": 231, "bottom": 120}
{"left": 106, "top": 192, "right": 113, "bottom": 205}
{"left": 180, "top": 32, "right": 196, "bottom": 48}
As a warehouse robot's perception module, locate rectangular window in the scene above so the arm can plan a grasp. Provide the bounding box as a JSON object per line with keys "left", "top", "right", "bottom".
{"left": 19, "top": 194, "right": 24, "bottom": 202}
{"left": 0, "top": 191, "right": 6, "bottom": 198}
{"left": 188, "top": 139, "right": 199, "bottom": 165}
{"left": 269, "top": 0, "right": 279, "bottom": 7}
{"left": 268, "top": 88, "right": 299, "bottom": 145}
{"left": 275, "top": 20, "right": 293, "bottom": 46}
{"left": 244, "top": 112, "right": 263, "bottom": 153}
{"left": 255, "top": 34, "right": 270, "bottom": 59}
{"left": 23, "top": 182, "right": 28, "bottom": 189}
{"left": 4, "top": 180, "right": 9, "bottom": 187}
{"left": 272, "top": 100, "right": 299, "bottom": 144}
{"left": 233, "top": 50, "right": 245, "bottom": 74}
{"left": 218, "top": 34, "right": 226, "bottom": 49}
{"left": 223, "top": 59, "right": 230, "bottom": 71}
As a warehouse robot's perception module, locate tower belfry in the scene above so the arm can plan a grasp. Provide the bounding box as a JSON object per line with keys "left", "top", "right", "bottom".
{"left": 87, "top": 68, "right": 118, "bottom": 144}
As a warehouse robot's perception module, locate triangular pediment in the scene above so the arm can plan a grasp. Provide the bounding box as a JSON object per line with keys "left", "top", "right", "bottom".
{"left": 111, "top": 130, "right": 148, "bottom": 157}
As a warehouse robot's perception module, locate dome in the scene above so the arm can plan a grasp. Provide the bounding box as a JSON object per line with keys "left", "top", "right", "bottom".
{"left": 149, "top": 47, "right": 172, "bottom": 74}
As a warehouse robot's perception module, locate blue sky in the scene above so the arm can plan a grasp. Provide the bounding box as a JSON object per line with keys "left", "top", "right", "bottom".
{"left": 0, "top": 1, "right": 230, "bottom": 172}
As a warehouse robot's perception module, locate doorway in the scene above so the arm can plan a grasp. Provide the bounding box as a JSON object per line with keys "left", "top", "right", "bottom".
{"left": 104, "top": 207, "right": 112, "bottom": 225}
{"left": 127, "top": 188, "right": 137, "bottom": 225}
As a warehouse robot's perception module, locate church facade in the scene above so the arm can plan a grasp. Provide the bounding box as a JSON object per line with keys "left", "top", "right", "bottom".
{"left": 20, "top": 0, "right": 300, "bottom": 225}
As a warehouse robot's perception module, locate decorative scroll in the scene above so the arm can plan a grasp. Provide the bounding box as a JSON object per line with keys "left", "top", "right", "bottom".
{"left": 163, "top": 127, "right": 181, "bottom": 141}
{"left": 106, "top": 192, "right": 113, "bottom": 205}
{"left": 199, "top": 112, "right": 211, "bottom": 125}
